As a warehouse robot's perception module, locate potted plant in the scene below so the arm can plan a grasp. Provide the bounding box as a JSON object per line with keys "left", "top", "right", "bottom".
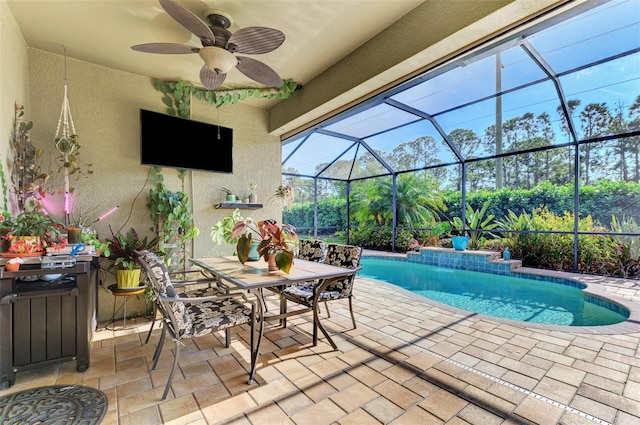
{"left": 449, "top": 217, "right": 469, "bottom": 251}
{"left": 220, "top": 187, "right": 236, "bottom": 202}
{"left": 10, "top": 104, "right": 48, "bottom": 212}
{"left": 230, "top": 218, "right": 299, "bottom": 273}
{"left": 211, "top": 210, "right": 264, "bottom": 261}
{"left": 4, "top": 210, "right": 66, "bottom": 255}
{"left": 66, "top": 205, "right": 98, "bottom": 244}
{"left": 105, "top": 227, "right": 157, "bottom": 288}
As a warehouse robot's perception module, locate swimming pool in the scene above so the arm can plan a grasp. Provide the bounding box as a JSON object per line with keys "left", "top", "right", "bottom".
{"left": 359, "top": 256, "right": 629, "bottom": 326}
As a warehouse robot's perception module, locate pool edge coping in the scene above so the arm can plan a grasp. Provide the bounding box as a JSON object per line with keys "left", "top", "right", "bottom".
{"left": 360, "top": 249, "right": 640, "bottom": 335}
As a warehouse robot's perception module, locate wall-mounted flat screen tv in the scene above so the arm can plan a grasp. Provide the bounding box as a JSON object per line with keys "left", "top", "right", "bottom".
{"left": 140, "top": 109, "right": 233, "bottom": 173}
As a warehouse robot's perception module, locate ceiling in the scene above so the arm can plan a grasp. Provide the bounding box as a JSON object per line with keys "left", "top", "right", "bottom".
{"left": 7, "top": 0, "right": 424, "bottom": 106}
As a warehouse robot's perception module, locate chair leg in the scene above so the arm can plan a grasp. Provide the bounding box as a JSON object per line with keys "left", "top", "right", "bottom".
{"left": 225, "top": 328, "right": 231, "bottom": 348}
{"left": 260, "top": 288, "right": 269, "bottom": 312}
{"left": 279, "top": 295, "right": 287, "bottom": 328}
{"left": 162, "top": 340, "right": 180, "bottom": 400}
{"left": 248, "top": 303, "right": 264, "bottom": 384}
{"left": 144, "top": 303, "right": 158, "bottom": 345}
{"left": 152, "top": 322, "right": 168, "bottom": 370}
{"left": 324, "top": 301, "right": 330, "bottom": 318}
{"left": 348, "top": 296, "right": 356, "bottom": 329}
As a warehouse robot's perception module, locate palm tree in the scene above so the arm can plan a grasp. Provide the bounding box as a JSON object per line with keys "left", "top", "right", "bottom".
{"left": 350, "top": 173, "right": 447, "bottom": 228}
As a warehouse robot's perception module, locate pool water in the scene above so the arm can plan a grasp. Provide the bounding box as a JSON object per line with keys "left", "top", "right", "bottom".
{"left": 359, "top": 257, "right": 628, "bottom": 326}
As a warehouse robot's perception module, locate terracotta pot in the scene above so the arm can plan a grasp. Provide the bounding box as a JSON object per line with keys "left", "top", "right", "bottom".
{"left": 5, "top": 262, "right": 19, "bottom": 272}
{"left": 267, "top": 254, "right": 278, "bottom": 272}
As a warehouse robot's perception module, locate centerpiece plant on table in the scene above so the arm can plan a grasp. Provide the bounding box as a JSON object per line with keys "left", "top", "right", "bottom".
{"left": 230, "top": 218, "right": 299, "bottom": 273}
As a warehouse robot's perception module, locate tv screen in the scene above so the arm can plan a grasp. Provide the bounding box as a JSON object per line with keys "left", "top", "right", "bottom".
{"left": 140, "top": 109, "right": 233, "bottom": 173}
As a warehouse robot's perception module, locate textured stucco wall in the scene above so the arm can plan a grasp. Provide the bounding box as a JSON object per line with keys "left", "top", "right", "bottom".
{"left": 26, "top": 49, "right": 282, "bottom": 321}
{"left": 0, "top": 0, "right": 29, "bottom": 214}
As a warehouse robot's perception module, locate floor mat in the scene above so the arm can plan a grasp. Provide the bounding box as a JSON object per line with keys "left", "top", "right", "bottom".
{"left": 0, "top": 385, "right": 107, "bottom": 424}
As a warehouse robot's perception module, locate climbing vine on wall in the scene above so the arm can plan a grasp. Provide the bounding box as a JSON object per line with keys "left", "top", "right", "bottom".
{"left": 153, "top": 79, "right": 301, "bottom": 117}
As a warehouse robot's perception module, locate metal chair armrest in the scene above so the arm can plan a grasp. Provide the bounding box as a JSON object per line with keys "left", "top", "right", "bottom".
{"left": 158, "top": 291, "right": 251, "bottom": 305}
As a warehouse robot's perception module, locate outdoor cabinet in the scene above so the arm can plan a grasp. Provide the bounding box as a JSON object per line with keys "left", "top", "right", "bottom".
{"left": 0, "top": 258, "right": 97, "bottom": 389}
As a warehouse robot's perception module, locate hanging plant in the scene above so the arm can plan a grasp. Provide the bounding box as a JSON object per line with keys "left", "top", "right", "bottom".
{"left": 153, "top": 79, "right": 301, "bottom": 117}
{"left": 54, "top": 77, "right": 93, "bottom": 191}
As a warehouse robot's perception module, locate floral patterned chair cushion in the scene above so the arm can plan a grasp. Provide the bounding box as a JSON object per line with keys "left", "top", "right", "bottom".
{"left": 297, "top": 239, "right": 327, "bottom": 262}
{"left": 321, "top": 244, "right": 362, "bottom": 295}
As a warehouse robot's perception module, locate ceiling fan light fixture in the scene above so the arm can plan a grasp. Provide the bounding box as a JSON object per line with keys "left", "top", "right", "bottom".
{"left": 199, "top": 46, "right": 237, "bottom": 74}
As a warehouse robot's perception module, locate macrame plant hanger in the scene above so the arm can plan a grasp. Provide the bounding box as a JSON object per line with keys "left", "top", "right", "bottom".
{"left": 54, "top": 46, "right": 78, "bottom": 225}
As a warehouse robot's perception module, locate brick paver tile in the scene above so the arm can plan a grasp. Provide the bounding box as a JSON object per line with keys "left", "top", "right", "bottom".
{"left": 569, "top": 394, "right": 617, "bottom": 424}
{"left": 546, "top": 363, "right": 587, "bottom": 387}
{"left": 513, "top": 395, "right": 564, "bottom": 425}
{"left": 572, "top": 360, "right": 627, "bottom": 382}
{"left": 290, "top": 398, "right": 345, "bottom": 425}
{"left": 245, "top": 401, "right": 293, "bottom": 425}
{"left": 532, "top": 376, "right": 577, "bottom": 404}
{"left": 578, "top": 383, "right": 640, "bottom": 418}
{"left": 363, "top": 396, "right": 405, "bottom": 423}
{"left": 248, "top": 377, "right": 298, "bottom": 405}
{"left": 418, "top": 389, "right": 467, "bottom": 421}
{"left": 119, "top": 405, "right": 162, "bottom": 425}
{"left": 457, "top": 402, "right": 504, "bottom": 425}
{"left": 498, "top": 357, "right": 546, "bottom": 380}
{"left": 389, "top": 405, "right": 442, "bottom": 425}
{"left": 346, "top": 364, "right": 387, "bottom": 387}
{"left": 158, "top": 394, "right": 204, "bottom": 424}
{"left": 294, "top": 373, "right": 338, "bottom": 403}
{"left": 623, "top": 380, "right": 640, "bottom": 402}
{"left": 330, "top": 382, "right": 379, "bottom": 413}
{"left": 200, "top": 392, "right": 257, "bottom": 424}
{"left": 373, "top": 379, "right": 422, "bottom": 409}
{"left": 337, "top": 408, "right": 382, "bottom": 425}
{"left": 563, "top": 345, "right": 598, "bottom": 362}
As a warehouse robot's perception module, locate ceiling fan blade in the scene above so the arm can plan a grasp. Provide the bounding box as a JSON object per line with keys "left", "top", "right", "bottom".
{"left": 200, "top": 65, "right": 226, "bottom": 90}
{"left": 159, "top": 0, "right": 215, "bottom": 46}
{"left": 131, "top": 43, "right": 198, "bottom": 54}
{"left": 236, "top": 56, "right": 283, "bottom": 88}
{"left": 227, "top": 27, "right": 285, "bottom": 54}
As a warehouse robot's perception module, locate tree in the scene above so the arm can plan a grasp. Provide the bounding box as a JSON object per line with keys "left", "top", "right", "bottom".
{"left": 580, "top": 103, "right": 612, "bottom": 184}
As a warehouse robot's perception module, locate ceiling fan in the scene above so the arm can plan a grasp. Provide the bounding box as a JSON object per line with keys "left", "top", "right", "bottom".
{"left": 132, "top": 0, "right": 285, "bottom": 90}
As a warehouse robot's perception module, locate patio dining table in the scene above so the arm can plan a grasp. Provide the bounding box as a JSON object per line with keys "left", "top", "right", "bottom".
{"left": 190, "top": 256, "right": 361, "bottom": 349}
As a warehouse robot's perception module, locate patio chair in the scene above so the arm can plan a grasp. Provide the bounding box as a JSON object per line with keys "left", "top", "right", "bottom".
{"left": 277, "top": 243, "right": 362, "bottom": 345}
{"left": 143, "top": 268, "right": 225, "bottom": 344}
{"left": 136, "top": 250, "right": 263, "bottom": 400}
{"left": 264, "top": 239, "right": 328, "bottom": 311}
{"left": 262, "top": 239, "right": 328, "bottom": 310}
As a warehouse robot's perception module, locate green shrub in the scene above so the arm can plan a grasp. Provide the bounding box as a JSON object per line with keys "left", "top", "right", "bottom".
{"left": 350, "top": 228, "right": 414, "bottom": 251}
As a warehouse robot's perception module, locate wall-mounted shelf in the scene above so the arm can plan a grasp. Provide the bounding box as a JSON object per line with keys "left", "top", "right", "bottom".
{"left": 215, "top": 203, "right": 263, "bottom": 210}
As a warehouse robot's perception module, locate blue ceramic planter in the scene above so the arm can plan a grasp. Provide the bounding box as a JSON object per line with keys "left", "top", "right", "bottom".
{"left": 248, "top": 242, "right": 260, "bottom": 261}
{"left": 452, "top": 236, "right": 469, "bottom": 251}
